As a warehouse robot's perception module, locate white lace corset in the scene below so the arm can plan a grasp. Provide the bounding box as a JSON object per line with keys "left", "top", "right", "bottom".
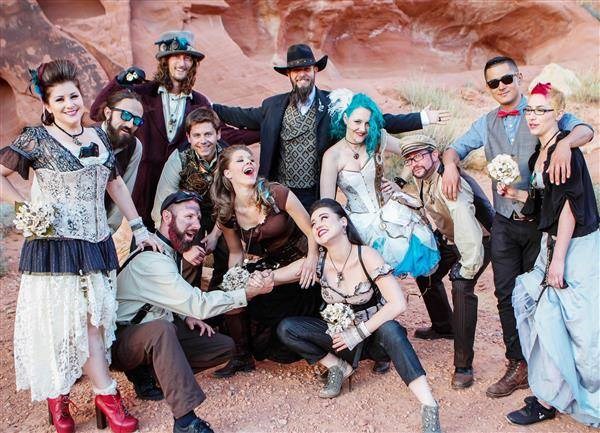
{"left": 337, "top": 158, "right": 380, "bottom": 214}
{"left": 35, "top": 166, "right": 111, "bottom": 242}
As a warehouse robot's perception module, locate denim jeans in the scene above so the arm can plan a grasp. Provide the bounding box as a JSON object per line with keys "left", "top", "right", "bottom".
{"left": 277, "top": 316, "right": 426, "bottom": 385}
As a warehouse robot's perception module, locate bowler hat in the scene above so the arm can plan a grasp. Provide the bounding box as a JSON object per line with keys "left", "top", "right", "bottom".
{"left": 160, "top": 191, "right": 202, "bottom": 214}
{"left": 399, "top": 134, "right": 438, "bottom": 158}
{"left": 273, "top": 44, "right": 328, "bottom": 75}
{"left": 155, "top": 30, "right": 205, "bottom": 61}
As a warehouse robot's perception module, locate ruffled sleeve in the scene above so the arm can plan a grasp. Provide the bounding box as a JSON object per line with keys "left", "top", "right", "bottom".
{"left": 0, "top": 127, "right": 40, "bottom": 179}
{"left": 372, "top": 263, "right": 393, "bottom": 282}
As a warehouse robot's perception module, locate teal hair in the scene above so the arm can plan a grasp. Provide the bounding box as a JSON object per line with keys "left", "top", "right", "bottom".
{"left": 330, "top": 93, "right": 384, "bottom": 156}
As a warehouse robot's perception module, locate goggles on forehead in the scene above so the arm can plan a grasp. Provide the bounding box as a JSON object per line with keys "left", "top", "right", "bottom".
{"left": 156, "top": 37, "right": 190, "bottom": 54}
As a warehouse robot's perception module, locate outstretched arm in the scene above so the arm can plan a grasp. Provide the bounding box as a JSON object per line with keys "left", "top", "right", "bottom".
{"left": 285, "top": 191, "right": 318, "bottom": 288}
{"left": 547, "top": 123, "right": 594, "bottom": 185}
{"left": 212, "top": 104, "right": 263, "bottom": 131}
{"left": 320, "top": 148, "right": 339, "bottom": 200}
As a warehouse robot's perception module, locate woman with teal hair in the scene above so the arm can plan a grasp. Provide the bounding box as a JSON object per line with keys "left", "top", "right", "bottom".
{"left": 321, "top": 89, "right": 440, "bottom": 278}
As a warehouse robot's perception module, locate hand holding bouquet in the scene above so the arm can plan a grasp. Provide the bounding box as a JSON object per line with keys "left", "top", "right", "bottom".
{"left": 321, "top": 303, "right": 355, "bottom": 336}
{"left": 487, "top": 154, "right": 520, "bottom": 185}
{"left": 13, "top": 201, "right": 56, "bottom": 239}
{"left": 220, "top": 266, "right": 250, "bottom": 292}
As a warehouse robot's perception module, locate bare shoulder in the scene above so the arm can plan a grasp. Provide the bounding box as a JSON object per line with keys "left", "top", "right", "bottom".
{"left": 358, "top": 245, "right": 386, "bottom": 271}
{"left": 323, "top": 140, "right": 343, "bottom": 159}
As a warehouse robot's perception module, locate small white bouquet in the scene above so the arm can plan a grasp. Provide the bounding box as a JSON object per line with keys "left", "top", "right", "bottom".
{"left": 220, "top": 266, "right": 250, "bottom": 292}
{"left": 487, "top": 154, "right": 520, "bottom": 185}
{"left": 13, "top": 201, "right": 56, "bottom": 239}
{"left": 321, "top": 303, "right": 355, "bottom": 336}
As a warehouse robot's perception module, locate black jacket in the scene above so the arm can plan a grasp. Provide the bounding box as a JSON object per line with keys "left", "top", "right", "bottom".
{"left": 213, "top": 87, "right": 423, "bottom": 179}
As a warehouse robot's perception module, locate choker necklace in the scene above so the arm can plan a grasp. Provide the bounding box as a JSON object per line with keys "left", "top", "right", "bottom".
{"left": 542, "top": 130, "right": 561, "bottom": 150}
{"left": 53, "top": 122, "right": 84, "bottom": 146}
{"left": 329, "top": 244, "right": 353, "bottom": 287}
{"left": 344, "top": 137, "right": 361, "bottom": 160}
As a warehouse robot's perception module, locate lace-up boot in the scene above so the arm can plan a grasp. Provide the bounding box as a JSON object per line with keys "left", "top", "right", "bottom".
{"left": 47, "top": 394, "right": 75, "bottom": 433}
{"left": 421, "top": 404, "right": 442, "bottom": 433}
{"left": 94, "top": 390, "right": 139, "bottom": 433}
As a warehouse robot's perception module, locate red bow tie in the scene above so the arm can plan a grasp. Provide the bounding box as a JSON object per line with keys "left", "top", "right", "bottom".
{"left": 498, "top": 109, "right": 520, "bottom": 118}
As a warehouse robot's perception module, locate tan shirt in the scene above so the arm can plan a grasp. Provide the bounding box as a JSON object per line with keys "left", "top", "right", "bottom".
{"left": 116, "top": 236, "right": 247, "bottom": 324}
{"left": 416, "top": 168, "right": 485, "bottom": 279}
{"left": 151, "top": 149, "right": 183, "bottom": 228}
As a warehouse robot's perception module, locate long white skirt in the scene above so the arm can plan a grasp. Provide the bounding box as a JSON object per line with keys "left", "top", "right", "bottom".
{"left": 13, "top": 271, "right": 118, "bottom": 401}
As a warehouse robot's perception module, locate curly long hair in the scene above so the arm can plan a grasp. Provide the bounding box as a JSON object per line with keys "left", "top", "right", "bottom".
{"left": 153, "top": 56, "right": 198, "bottom": 94}
{"left": 210, "top": 145, "right": 275, "bottom": 226}
{"left": 330, "top": 93, "right": 384, "bottom": 156}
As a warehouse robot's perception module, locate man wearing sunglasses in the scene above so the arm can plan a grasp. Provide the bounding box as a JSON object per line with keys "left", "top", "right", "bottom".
{"left": 99, "top": 89, "right": 145, "bottom": 232}
{"left": 441, "top": 56, "right": 594, "bottom": 399}
{"left": 91, "top": 30, "right": 258, "bottom": 230}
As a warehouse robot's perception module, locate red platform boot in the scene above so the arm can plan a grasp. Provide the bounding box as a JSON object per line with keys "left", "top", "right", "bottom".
{"left": 47, "top": 394, "right": 75, "bottom": 433}
{"left": 94, "top": 390, "right": 138, "bottom": 433}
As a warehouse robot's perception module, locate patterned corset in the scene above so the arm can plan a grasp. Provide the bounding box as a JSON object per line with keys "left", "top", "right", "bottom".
{"left": 36, "top": 166, "right": 111, "bottom": 242}
{"left": 337, "top": 158, "right": 380, "bottom": 214}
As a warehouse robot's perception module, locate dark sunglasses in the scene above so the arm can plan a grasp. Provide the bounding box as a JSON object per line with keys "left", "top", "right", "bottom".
{"left": 486, "top": 73, "right": 517, "bottom": 89}
{"left": 109, "top": 106, "right": 144, "bottom": 126}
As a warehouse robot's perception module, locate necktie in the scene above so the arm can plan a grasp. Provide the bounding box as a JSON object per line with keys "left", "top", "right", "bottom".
{"left": 498, "top": 109, "right": 520, "bottom": 118}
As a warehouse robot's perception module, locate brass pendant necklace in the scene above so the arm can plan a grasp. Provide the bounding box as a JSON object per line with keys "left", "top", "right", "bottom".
{"left": 329, "top": 244, "right": 353, "bottom": 288}
{"left": 53, "top": 121, "right": 84, "bottom": 146}
{"left": 344, "top": 137, "right": 361, "bottom": 160}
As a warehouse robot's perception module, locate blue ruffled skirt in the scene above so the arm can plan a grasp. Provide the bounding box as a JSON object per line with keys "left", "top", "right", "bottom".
{"left": 512, "top": 230, "right": 600, "bottom": 427}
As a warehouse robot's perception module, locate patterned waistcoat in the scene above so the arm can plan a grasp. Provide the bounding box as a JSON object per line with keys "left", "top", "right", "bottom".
{"left": 276, "top": 102, "right": 318, "bottom": 189}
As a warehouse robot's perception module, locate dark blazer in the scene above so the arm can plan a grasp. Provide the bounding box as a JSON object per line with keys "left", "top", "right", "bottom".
{"left": 213, "top": 87, "right": 423, "bottom": 179}
{"left": 90, "top": 78, "right": 259, "bottom": 227}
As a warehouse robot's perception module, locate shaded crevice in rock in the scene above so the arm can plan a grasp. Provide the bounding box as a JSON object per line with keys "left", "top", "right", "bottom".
{"left": 37, "top": 0, "right": 106, "bottom": 24}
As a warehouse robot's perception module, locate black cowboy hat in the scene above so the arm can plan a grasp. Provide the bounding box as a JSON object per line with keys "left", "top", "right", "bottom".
{"left": 273, "top": 44, "right": 328, "bottom": 75}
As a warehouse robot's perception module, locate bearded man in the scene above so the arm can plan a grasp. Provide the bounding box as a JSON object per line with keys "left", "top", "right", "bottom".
{"left": 91, "top": 31, "right": 258, "bottom": 229}
{"left": 213, "top": 43, "right": 448, "bottom": 209}
{"left": 98, "top": 89, "right": 145, "bottom": 232}
{"left": 113, "top": 191, "right": 274, "bottom": 433}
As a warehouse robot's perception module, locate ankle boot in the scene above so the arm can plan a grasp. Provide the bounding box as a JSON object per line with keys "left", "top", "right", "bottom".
{"left": 486, "top": 359, "right": 528, "bottom": 398}
{"left": 47, "top": 394, "right": 75, "bottom": 433}
{"left": 94, "top": 390, "right": 138, "bottom": 433}
{"left": 213, "top": 311, "right": 255, "bottom": 378}
{"left": 319, "top": 359, "right": 354, "bottom": 399}
{"left": 421, "top": 404, "right": 442, "bottom": 433}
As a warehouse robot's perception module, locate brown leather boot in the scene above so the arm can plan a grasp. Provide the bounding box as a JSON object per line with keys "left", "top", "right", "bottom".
{"left": 486, "top": 359, "right": 528, "bottom": 398}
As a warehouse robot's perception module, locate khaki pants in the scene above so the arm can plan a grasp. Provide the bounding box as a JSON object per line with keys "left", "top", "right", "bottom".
{"left": 111, "top": 318, "right": 234, "bottom": 417}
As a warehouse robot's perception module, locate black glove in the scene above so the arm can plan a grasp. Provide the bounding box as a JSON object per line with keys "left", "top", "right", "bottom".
{"left": 449, "top": 262, "right": 472, "bottom": 282}
{"left": 116, "top": 66, "right": 146, "bottom": 86}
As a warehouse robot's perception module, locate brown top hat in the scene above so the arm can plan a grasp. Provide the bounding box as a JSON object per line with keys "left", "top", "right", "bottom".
{"left": 273, "top": 44, "right": 328, "bottom": 75}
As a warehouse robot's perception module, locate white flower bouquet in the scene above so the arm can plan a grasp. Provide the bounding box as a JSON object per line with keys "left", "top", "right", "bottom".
{"left": 220, "top": 266, "right": 250, "bottom": 292}
{"left": 13, "top": 201, "right": 56, "bottom": 239}
{"left": 487, "top": 154, "right": 520, "bottom": 185}
{"left": 321, "top": 303, "right": 356, "bottom": 336}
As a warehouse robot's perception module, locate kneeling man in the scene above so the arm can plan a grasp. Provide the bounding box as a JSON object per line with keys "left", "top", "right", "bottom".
{"left": 113, "top": 191, "right": 273, "bottom": 433}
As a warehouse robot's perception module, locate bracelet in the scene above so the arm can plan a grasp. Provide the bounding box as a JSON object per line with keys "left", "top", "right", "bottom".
{"left": 128, "top": 217, "right": 144, "bottom": 232}
{"left": 356, "top": 321, "right": 371, "bottom": 340}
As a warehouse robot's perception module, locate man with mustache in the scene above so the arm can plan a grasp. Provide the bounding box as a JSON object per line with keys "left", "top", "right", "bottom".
{"left": 113, "top": 191, "right": 274, "bottom": 433}
{"left": 213, "top": 44, "right": 449, "bottom": 210}
{"left": 91, "top": 31, "right": 258, "bottom": 230}
{"left": 99, "top": 89, "right": 145, "bottom": 232}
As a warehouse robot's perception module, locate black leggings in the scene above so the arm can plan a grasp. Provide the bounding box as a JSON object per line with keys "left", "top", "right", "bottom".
{"left": 277, "top": 316, "right": 426, "bottom": 385}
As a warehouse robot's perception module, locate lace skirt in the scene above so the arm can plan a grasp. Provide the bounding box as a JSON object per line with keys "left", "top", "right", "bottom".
{"left": 14, "top": 271, "right": 118, "bottom": 401}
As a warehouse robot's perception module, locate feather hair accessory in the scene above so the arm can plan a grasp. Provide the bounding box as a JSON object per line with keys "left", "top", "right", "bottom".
{"left": 328, "top": 88, "right": 354, "bottom": 119}
{"left": 28, "top": 68, "right": 43, "bottom": 98}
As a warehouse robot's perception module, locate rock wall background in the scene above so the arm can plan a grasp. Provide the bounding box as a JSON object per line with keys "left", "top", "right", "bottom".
{"left": 1, "top": 0, "right": 598, "bottom": 146}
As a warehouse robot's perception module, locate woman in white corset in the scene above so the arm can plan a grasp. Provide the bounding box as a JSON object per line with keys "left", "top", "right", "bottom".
{"left": 0, "top": 59, "right": 159, "bottom": 433}
{"left": 320, "top": 89, "right": 439, "bottom": 278}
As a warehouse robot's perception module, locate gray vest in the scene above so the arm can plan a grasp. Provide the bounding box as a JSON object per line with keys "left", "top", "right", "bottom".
{"left": 485, "top": 109, "right": 538, "bottom": 218}
{"left": 276, "top": 102, "right": 318, "bottom": 189}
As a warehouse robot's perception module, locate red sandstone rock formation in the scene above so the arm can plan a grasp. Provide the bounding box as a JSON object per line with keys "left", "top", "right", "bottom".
{"left": 1, "top": 0, "right": 598, "bottom": 145}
